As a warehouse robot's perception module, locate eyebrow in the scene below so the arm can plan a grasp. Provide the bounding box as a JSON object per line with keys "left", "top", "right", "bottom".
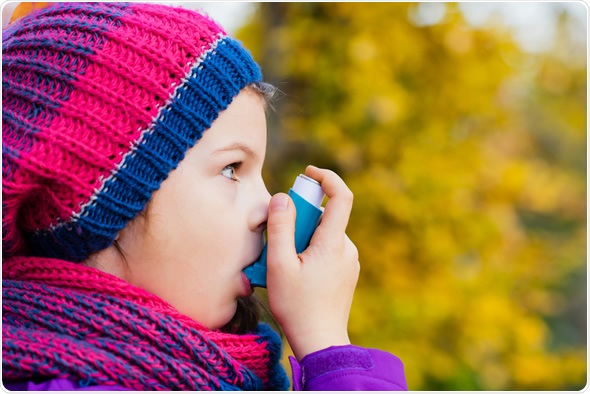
{"left": 213, "top": 143, "right": 260, "bottom": 161}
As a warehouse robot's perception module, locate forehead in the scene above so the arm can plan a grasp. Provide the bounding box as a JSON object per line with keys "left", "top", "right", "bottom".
{"left": 198, "top": 90, "right": 267, "bottom": 151}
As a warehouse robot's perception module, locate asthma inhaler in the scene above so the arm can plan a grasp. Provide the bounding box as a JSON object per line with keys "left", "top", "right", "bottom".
{"left": 243, "top": 174, "right": 325, "bottom": 288}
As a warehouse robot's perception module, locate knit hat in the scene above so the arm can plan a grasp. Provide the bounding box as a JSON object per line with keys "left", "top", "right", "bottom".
{"left": 2, "top": 3, "right": 262, "bottom": 262}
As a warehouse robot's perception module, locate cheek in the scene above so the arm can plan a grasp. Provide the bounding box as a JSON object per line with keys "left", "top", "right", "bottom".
{"left": 144, "top": 174, "right": 248, "bottom": 281}
{"left": 140, "top": 211, "right": 241, "bottom": 327}
{"left": 156, "top": 189, "right": 240, "bottom": 265}
{"left": 159, "top": 186, "right": 221, "bottom": 234}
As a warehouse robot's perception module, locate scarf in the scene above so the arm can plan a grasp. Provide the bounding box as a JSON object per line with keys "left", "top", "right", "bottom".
{"left": 2, "top": 256, "right": 290, "bottom": 390}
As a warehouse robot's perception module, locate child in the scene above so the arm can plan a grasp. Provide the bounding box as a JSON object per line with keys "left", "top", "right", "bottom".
{"left": 2, "top": 2, "right": 407, "bottom": 390}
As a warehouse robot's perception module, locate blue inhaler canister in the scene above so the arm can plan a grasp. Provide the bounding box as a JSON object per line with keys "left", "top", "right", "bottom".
{"left": 243, "top": 174, "right": 325, "bottom": 288}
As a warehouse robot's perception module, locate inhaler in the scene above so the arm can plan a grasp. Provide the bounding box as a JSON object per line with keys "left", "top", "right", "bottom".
{"left": 243, "top": 174, "right": 325, "bottom": 288}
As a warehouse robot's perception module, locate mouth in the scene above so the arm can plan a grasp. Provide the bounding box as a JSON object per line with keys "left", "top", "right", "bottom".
{"left": 240, "top": 271, "right": 254, "bottom": 296}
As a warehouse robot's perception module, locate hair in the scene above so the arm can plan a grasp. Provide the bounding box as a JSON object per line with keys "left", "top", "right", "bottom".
{"left": 249, "top": 81, "right": 278, "bottom": 113}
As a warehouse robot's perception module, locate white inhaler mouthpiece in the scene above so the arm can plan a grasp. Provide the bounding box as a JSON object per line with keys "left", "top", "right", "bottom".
{"left": 292, "top": 174, "right": 324, "bottom": 209}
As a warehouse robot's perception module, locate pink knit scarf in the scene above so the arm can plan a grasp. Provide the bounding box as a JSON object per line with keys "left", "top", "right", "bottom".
{"left": 2, "top": 256, "right": 289, "bottom": 390}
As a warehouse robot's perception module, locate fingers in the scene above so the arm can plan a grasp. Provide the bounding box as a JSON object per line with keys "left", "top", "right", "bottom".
{"left": 265, "top": 170, "right": 360, "bottom": 360}
{"left": 305, "top": 165, "right": 353, "bottom": 237}
{"left": 266, "top": 193, "right": 298, "bottom": 269}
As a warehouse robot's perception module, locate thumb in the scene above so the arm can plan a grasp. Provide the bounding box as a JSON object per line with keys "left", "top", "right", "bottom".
{"left": 266, "top": 193, "right": 297, "bottom": 269}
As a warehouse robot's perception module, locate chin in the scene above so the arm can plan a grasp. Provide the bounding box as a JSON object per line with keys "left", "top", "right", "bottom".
{"left": 204, "top": 303, "right": 238, "bottom": 331}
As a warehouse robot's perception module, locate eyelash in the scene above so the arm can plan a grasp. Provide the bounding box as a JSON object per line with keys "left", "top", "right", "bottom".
{"left": 221, "top": 162, "right": 242, "bottom": 181}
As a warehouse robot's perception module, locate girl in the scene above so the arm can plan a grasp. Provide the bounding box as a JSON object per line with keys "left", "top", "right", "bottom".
{"left": 2, "top": 2, "right": 407, "bottom": 390}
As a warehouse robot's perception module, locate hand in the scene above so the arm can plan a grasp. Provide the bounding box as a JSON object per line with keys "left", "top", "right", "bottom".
{"left": 266, "top": 165, "right": 360, "bottom": 361}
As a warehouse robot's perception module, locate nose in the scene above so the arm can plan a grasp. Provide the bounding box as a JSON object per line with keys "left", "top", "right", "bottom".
{"left": 250, "top": 179, "right": 272, "bottom": 233}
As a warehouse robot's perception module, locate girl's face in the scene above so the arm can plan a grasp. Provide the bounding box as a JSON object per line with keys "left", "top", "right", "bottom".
{"left": 96, "top": 89, "right": 270, "bottom": 329}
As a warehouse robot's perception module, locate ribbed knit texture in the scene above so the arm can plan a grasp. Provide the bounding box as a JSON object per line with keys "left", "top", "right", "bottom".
{"left": 2, "top": 2, "right": 262, "bottom": 262}
{"left": 2, "top": 256, "right": 290, "bottom": 390}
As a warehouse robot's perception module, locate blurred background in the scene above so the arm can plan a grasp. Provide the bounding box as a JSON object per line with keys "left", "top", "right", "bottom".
{"left": 210, "top": 3, "right": 588, "bottom": 390}
{"left": 4, "top": 1, "right": 587, "bottom": 390}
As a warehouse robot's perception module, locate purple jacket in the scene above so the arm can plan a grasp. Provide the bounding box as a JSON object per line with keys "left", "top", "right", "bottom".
{"left": 290, "top": 345, "right": 407, "bottom": 390}
{"left": 3, "top": 345, "right": 407, "bottom": 391}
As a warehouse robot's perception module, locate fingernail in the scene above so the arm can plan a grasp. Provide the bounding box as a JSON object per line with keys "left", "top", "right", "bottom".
{"left": 270, "top": 193, "right": 289, "bottom": 211}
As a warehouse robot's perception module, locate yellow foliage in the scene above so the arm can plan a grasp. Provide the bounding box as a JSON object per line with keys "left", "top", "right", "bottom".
{"left": 8, "top": 2, "right": 51, "bottom": 24}
{"left": 238, "top": 3, "right": 586, "bottom": 390}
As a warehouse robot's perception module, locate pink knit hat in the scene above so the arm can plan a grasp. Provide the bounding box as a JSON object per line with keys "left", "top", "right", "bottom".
{"left": 2, "top": 3, "right": 262, "bottom": 262}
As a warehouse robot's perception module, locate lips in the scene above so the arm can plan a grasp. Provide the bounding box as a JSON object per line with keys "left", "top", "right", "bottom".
{"left": 240, "top": 271, "right": 254, "bottom": 296}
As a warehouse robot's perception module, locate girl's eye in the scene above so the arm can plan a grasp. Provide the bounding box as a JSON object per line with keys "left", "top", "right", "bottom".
{"left": 221, "top": 163, "right": 241, "bottom": 181}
